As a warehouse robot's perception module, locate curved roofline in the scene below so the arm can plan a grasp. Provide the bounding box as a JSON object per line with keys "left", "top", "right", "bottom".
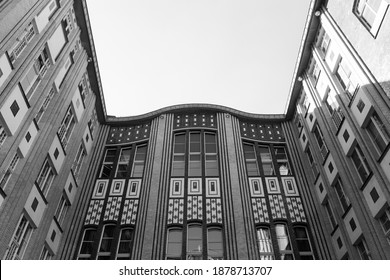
{"left": 105, "top": 103, "right": 286, "bottom": 125}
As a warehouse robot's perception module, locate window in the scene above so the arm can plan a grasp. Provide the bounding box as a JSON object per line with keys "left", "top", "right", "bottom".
{"left": 188, "top": 132, "right": 202, "bottom": 176}
{"left": 294, "top": 227, "right": 314, "bottom": 259}
{"left": 4, "top": 215, "right": 33, "bottom": 260}
{"left": 36, "top": 158, "right": 55, "bottom": 195}
{"left": 172, "top": 134, "right": 186, "bottom": 176}
{"left": 207, "top": 228, "right": 224, "bottom": 260}
{"left": 335, "top": 58, "right": 359, "bottom": 99}
{"left": 324, "top": 201, "right": 337, "bottom": 229}
{"left": 97, "top": 225, "right": 116, "bottom": 259}
{"left": 310, "top": 60, "right": 321, "bottom": 86}
{"left": 115, "top": 147, "right": 131, "bottom": 178}
{"left": 10, "top": 100, "right": 20, "bottom": 117}
{"left": 243, "top": 143, "right": 260, "bottom": 176}
{"left": 274, "top": 147, "right": 291, "bottom": 176}
{"left": 356, "top": 238, "right": 371, "bottom": 260}
{"left": 35, "top": 87, "right": 56, "bottom": 123}
{"left": 0, "top": 153, "right": 20, "bottom": 190}
{"left": 116, "top": 228, "right": 133, "bottom": 260}
{"left": 275, "top": 224, "right": 294, "bottom": 260}
{"left": 256, "top": 227, "right": 274, "bottom": 260}
{"left": 204, "top": 133, "right": 219, "bottom": 176}
{"left": 379, "top": 208, "right": 390, "bottom": 244}
{"left": 353, "top": 0, "right": 388, "bottom": 35}
{"left": 73, "top": 144, "right": 86, "bottom": 178}
{"left": 259, "top": 146, "right": 274, "bottom": 175}
{"left": 325, "top": 91, "right": 344, "bottom": 128}
{"left": 55, "top": 195, "right": 70, "bottom": 226}
{"left": 366, "top": 112, "right": 390, "bottom": 154}
{"left": 319, "top": 30, "right": 331, "bottom": 55}
{"left": 187, "top": 224, "right": 202, "bottom": 260}
{"left": 131, "top": 145, "right": 147, "bottom": 177}
{"left": 58, "top": 106, "right": 76, "bottom": 148}
{"left": 0, "top": 125, "right": 7, "bottom": 147}
{"left": 99, "top": 149, "right": 116, "bottom": 178}
{"left": 166, "top": 228, "right": 183, "bottom": 260}
{"left": 312, "top": 124, "right": 328, "bottom": 161}
{"left": 8, "top": 22, "right": 35, "bottom": 64}
{"left": 78, "top": 228, "right": 96, "bottom": 260}
{"left": 39, "top": 246, "right": 53, "bottom": 260}
{"left": 350, "top": 144, "right": 371, "bottom": 183}
{"left": 334, "top": 178, "right": 350, "bottom": 212}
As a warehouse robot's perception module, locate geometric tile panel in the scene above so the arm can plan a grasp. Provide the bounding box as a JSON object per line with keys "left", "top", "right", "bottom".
{"left": 106, "top": 124, "right": 150, "bottom": 144}
{"left": 84, "top": 200, "right": 104, "bottom": 225}
{"left": 174, "top": 113, "right": 216, "bottom": 129}
{"left": 249, "top": 178, "right": 264, "bottom": 197}
{"left": 170, "top": 178, "right": 184, "bottom": 198}
{"left": 167, "top": 198, "right": 184, "bottom": 224}
{"left": 188, "top": 178, "right": 202, "bottom": 195}
{"left": 286, "top": 197, "right": 307, "bottom": 223}
{"left": 206, "top": 178, "right": 220, "bottom": 197}
{"left": 251, "top": 198, "right": 270, "bottom": 223}
{"left": 206, "top": 198, "right": 223, "bottom": 224}
{"left": 282, "top": 177, "right": 299, "bottom": 196}
{"left": 265, "top": 178, "right": 281, "bottom": 194}
{"left": 103, "top": 196, "right": 122, "bottom": 221}
{"left": 121, "top": 199, "right": 139, "bottom": 225}
{"left": 92, "top": 180, "right": 109, "bottom": 199}
{"left": 187, "top": 196, "right": 203, "bottom": 221}
{"left": 268, "top": 195, "right": 287, "bottom": 220}
{"left": 240, "top": 122, "right": 285, "bottom": 142}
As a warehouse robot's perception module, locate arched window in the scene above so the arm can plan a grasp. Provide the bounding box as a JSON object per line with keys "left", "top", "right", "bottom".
{"left": 207, "top": 227, "right": 224, "bottom": 260}
{"left": 166, "top": 228, "right": 183, "bottom": 259}
{"left": 187, "top": 224, "right": 202, "bottom": 260}
{"left": 97, "top": 224, "right": 116, "bottom": 260}
{"left": 275, "top": 224, "right": 294, "bottom": 260}
{"left": 78, "top": 228, "right": 97, "bottom": 260}
{"left": 293, "top": 226, "right": 314, "bottom": 259}
{"left": 116, "top": 228, "right": 133, "bottom": 260}
{"left": 256, "top": 227, "right": 274, "bottom": 260}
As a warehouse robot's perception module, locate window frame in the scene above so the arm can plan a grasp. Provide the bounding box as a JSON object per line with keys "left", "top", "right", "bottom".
{"left": 186, "top": 223, "right": 203, "bottom": 260}
{"left": 293, "top": 226, "right": 314, "bottom": 260}
{"left": 256, "top": 227, "right": 275, "bottom": 260}
{"left": 275, "top": 223, "right": 294, "bottom": 260}
{"left": 207, "top": 227, "right": 224, "bottom": 260}
{"left": 366, "top": 111, "right": 390, "bottom": 155}
{"left": 353, "top": 0, "right": 389, "bottom": 37}
{"left": 78, "top": 228, "right": 97, "bottom": 260}
{"left": 166, "top": 227, "right": 183, "bottom": 260}
{"left": 36, "top": 158, "right": 55, "bottom": 196}
{"left": 97, "top": 224, "right": 116, "bottom": 260}
{"left": 116, "top": 227, "right": 133, "bottom": 260}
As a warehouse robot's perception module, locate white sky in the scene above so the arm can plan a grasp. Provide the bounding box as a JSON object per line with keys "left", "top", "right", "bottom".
{"left": 85, "top": 0, "right": 312, "bottom": 117}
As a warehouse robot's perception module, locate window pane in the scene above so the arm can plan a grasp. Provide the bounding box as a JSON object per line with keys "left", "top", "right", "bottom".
{"left": 256, "top": 228, "right": 274, "bottom": 260}
{"left": 243, "top": 144, "right": 260, "bottom": 176}
{"left": 259, "top": 146, "right": 274, "bottom": 175}
{"left": 208, "top": 228, "right": 223, "bottom": 259}
{"left": 187, "top": 225, "right": 202, "bottom": 259}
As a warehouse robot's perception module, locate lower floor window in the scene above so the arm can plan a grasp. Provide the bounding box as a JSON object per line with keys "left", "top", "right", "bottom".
{"left": 275, "top": 224, "right": 294, "bottom": 260}
{"left": 256, "top": 227, "right": 274, "bottom": 260}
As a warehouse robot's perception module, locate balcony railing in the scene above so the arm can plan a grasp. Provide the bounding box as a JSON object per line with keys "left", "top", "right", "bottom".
{"left": 8, "top": 24, "right": 35, "bottom": 63}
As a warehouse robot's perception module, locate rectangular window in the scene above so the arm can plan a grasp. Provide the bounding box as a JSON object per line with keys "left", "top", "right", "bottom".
{"left": 172, "top": 134, "right": 186, "bottom": 176}
{"left": 379, "top": 208, "right": 390, "bottom": 244}
{"left": 259, "top": 146, "right": 274, "bottom": 175}
{"left": 99, "top": 149, "right": 116, "bottom": 178}
{"left": 187, "top": 224, "right": 202, "bottom": 260}
{"left": 97, "top": 225, "right": 116, "bottom": 259}
{"left": 256, "top": 227, "right": 274, "bottom": 260}
{"left": 0, "top": 125, "right": 7, "bottom": 147}
{"left": 115, "top": 147, "right": 131, "bottom": 178}
{"left": 39, "top": 246, "right": 53, "bottom": 260}
{"left": 131, "top": 145, "right": 147, "bottom": 177}
{"left": 275, "top": 224, "right": 294, "bottom": 260}
{"left": 188, "top": 132, "right": 202, "bottom": 176}
{"left": 313, "top": 124, "right": 328, "bottom": 161}
{"left": 35, "top": 87, "right": 56, "bottom": 123}
{"left": 350, "top": 144, "right": 371, "bottom": 183}
{"left": 324, "top": 201, "right": 337, "bottom": 229}
{"left": 325, "top": 91, "right": 344, "bottom": 129}
{"left": 73, "top": 144, "right": 86, "bottom": 178}
{"left": 36, "top": 158, "right": 55, "bottom": 195}
{"left": 243, "top": 143, "right": 260, "bottom": 176}
{"left": 166, "top": 228, "right": 183, "bottom": 260}
{"left": 0, "top": 153, "right": 20, "bottom": 190}
{"left": 58, "top": 106, "right": 76, "bottom": 148}
{"left": 8, "top": 22, "right": 36, "bottom": 64}
{"left": 366, "top": 112, "right": 390, "bottom": 154}
{"left": 334, "top": 178, "right": 350, "bottom": 212}
{"left": 335, "top": 58, "right": 359, "bottom": 100}
{"left": 319, "top": 30, "right": 331, "bottom": 55}
{"left": 310, "top": 60, "right": 321, "bottom": 86}
{"left": 55, "top": 195, "right": 70, "bottom": 226}
{"left": 4, "top": 215, "right": 33, "bottom": 260}
{"left": 274, "top": 147, "right": 291, "bottom": 176}
{"left": 294, "top": 227, "right": 314, "bottom": 259}
{"left": 306, "top": 146, "right": 318, "bottom": 177}
{"left": 116, "top": 228, "right": 133, "bottom": 260}
{"left": 204, "top": 133, "right": 219, "bottom": 176}
{"left": 207, "top": 228, "right": 224, "bottom": 260}
{"left": 356, "top": 238, "right": 371, "bottom": 260}
{"left": 353, "top": 0, "right": 388, "bottom": 36}
{"left": 78, "top": 228, "right": 96, "bottom": 260}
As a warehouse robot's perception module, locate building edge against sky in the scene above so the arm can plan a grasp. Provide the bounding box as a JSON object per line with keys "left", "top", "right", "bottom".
{"left": 0, "top": 0, "right": 390, "bottom": 260}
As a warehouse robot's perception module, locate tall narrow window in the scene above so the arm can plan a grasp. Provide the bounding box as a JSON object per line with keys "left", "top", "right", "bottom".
{"left": 166, "top": 228, "right": 183, "bottom": 260}
{"left": 188, "top": 132, "right": 202, "bottom": 176}
{"left": 116, "top": 228, "right": 133, "bottom": 260}
{"left": 354, "top": 0, "right": 383, "bottom": 28}
{"left": 97, "top": 225, "right": 116, "bottom": 259}
{"left": 204, "top": 133, "right": 219, "bottom": 176}
{"left": 243, "top": 143, "right": 260, "bottom": 176}
{"left": 306, "top": 146, "right": 318, "bottom": 177}
{"left": 187, "top": 224, "right": 202, "bottom": 260}
{"left": 335, "top": 58, "right": 359, "bottom": 99}
{"left": 319, "top": 30, "right": 331, "bottom": 55}
{"left": 115, "top": 147, "right": 131, "bottom": 178}
{"left": 274, "top": 147, "right": 291, "bottom": 176}
{"left": 0, "top": 153, "right": 20, "bottom": 190}
{"left": 78, "top": 228, "right": 96, "bottom": 260}
{"left": 39, "top": 246, "right": 53, "bottom": 260}
{"left": 171, "top": 134, "right": 185, "bottom": 176}
{"left": 366, "top": 112, "right": 390, "bottom": 154}
{"left": 99, "top": 149, "right": 116, "bottom": 178}
{"left": 324, "top": 201, "right": 337, "bottom": 229}
{"left": 379, "top": 208, "right": 390, "bottom": 244}
{"left": 334, "top": 178, "right": 350, "bottom": 212}
{"left": 58, "top": 106, "right": 76, "bottom": 148}
{"left": 259, "top": 146, "right": 274, "bottom": 175}
{"left": 131, "top": 145, "right": 147, "bottom": 177}
{"left": 275, "top": 224, "right": 294, "bottom": 260}
{"left": 350, "top": 144, "right": 371, "bottom": 183}
{"left": 55, "top": 195, "right": 70, "bottom": 226}
{"left": 356, "top": 238, "right": 371, "bottom": 260}
{"left": 36, "top": 158, "right": 55, "bottom": 195}
{"left": 313, "top": 124, "right": 328, "bottom": 160}
{"left": 73, "top": 144, "right": 86, "bottom": 178}
{"left": 207, "top": 228, "right": 224, "bottom": 260}
{"left": 256, "top": 227, "right": 274, "bottom": 260}
{"left": 293, "top": 227, "right": 314, "bottom": 259}
{"left": 4, "top": 215, "right": 33, "bottom": 260}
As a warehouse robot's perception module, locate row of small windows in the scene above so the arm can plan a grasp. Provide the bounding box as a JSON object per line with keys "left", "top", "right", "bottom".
{"left": 172, "top": 131, "right": 219, "bottom": 177}
{"left": 99, "top": 144, "right": 147, "bottom": 179}
{"left": 243, "top": 143, "right": 292, "bottom": 177}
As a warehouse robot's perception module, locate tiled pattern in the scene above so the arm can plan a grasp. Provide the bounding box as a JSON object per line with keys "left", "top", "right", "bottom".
{"left": 121, "top": 199, "right": 139, "bottom": 225}
{"left": 269, "top": 195, "right": 287, "bottom": 219}
{"left": 167, "top": 199, "right": 184, "bottom": 224}
{"left": 103, "top": 196, "right": 122, "bottom": 221}
{"left": 187, "top": 196, "right": 203, "bottom": 220}
{"left": 206, "top": 198, "right": 223, "bottom": 224}
{"left": 240, "top": 122, "right": 285, "bottom": 142}
{"left": 106, "top": 124, "right": 150, "bottom": 144}
{"left": 174, "top": 113, "right": 216, "bottom": 129}
{"left": 286, "top": 197, "right": 307, "bottom": 222}
{"left": 84, "top": 200, "right": 104, "bottom": 225}
{"left": 252, "top": 198, "right": 270, "bottom": 223}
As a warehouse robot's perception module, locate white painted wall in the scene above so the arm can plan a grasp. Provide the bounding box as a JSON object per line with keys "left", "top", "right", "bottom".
{"left": 34, "top": 0, "right": 58, "bottom": 33}
{"left": 18, "top": 121, "right": 39, "bottom": 158}
{"left": 47, "top": 24, "right": 66, "bottom": 62}
{"left": 0, "top": 53, "right": 12, "bottom": 88}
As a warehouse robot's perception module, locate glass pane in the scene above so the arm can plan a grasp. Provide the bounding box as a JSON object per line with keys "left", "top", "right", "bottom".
{"left": 190, "top": 133, "right": 201, "bottom": 153}
{"left": 187, "top": 225, "right": 202, "bottom": 254}
{"left": 208, "top": 228, "right": 223, "bottom": 259}
{"left": 105, "top": 149, "right": 116, "bottom": 162}
{"left": 275, "top": 224, "right": 292, "bottom": 251}
{"left": 167, "top": 229, "right": 182, "bottom": 259}
{"left": 119, "top": 148, "right": 131, "bottom": 162}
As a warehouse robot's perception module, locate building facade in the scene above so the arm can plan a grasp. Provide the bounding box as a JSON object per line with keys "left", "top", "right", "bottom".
{"left": 0, "top": 0, "right": 389, "bottom": 260}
